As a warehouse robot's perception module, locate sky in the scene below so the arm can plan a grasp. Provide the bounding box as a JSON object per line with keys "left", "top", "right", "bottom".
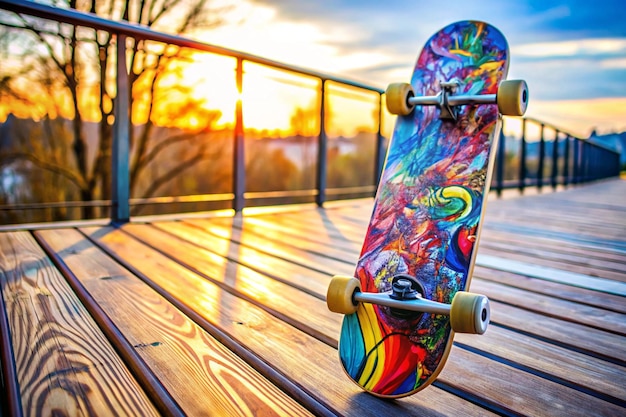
{"left": 195, "top": 0, "right": 626, "bottom": 138}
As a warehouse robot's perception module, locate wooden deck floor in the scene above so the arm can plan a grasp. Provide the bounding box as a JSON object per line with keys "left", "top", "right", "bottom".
{"left": 1, "top": 179, "right": 625, "bottom": 416}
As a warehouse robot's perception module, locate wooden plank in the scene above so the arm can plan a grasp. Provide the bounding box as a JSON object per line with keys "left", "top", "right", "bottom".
{"left": 489, "top": 301, "right": 626, "bottom": 364}
{"left": 237, "top": 209, "right": 626, "bottom": 317}
{"left": 134, "top": 216, "right": 615, "bottom": 410}
{"left": 482, "top": 221, "right": 626, "bottom": 254}
{"left": 472, "top": 280, "right": 626, "bottom": 336}
{"left": 249, "top": 210, "right": 367, "bottom": 244}
{"left": 478, "top": 230, "right": 626, "bottom": 268}
{"left": 207, "top": 216, "right": 362, "bottom": 262}
{"left": 474, "top": 266, "right": 626, "bottom": 314}
{"left": 212, "top": 216, "right": 361, "bottom": 263}
{"left": 184, "top": 217, "right": 354, "bottom": 274}
{"left": 120, "top": 223, "right": 340, "bottom": 345}
{"left": 82, "top": 225, "right": 499, "bottom": 416}
{"left": 455, "top": 326, "right": 626, "bottom": 405}
{"left": 476, "top": 254, "right": 626, "bottom": 296}
{"left": 35, "top": 228, "right": 313, "bottom": 417}
{"left": 485, "top": 206, "right": 626, "bottom": 231}
{"left": 152, "top": 221, "right": 330, "bottom": 298}
{"left": 477, "top": 247, "right": 626, "bottom": 282}
{"left": 0, "top": 231, "right": 159, "bottom": 416}
{"left": 440, "top": 347, "right": 625, "bottom": 417}
{"left": 183, "top": 213, "right": 626, "bottom": 361}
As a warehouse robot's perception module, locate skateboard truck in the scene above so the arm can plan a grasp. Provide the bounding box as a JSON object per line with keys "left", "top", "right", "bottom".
{"left": 327, "top": 275, "right": 490, "bottom": 334}
{"left": 386, "top": 79, "right": 528, "bottom": 119}
{"left": 438, "top": 80, "right": 461, "bottom": 120}
{"left": 389, "top": 275, "right": 427, "bottom": 320}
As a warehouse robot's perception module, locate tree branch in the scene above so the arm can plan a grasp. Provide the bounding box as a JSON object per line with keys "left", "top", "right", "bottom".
{"left": 137, "top": 131, "right": 199, "bottom": 173}
{"left": 0, "top": 153, "right": 87, "bottom": 190}
{"left": 139, "top": 145, "right": 207, "bottom": 200}
{"left": 13, "top": 14, "right": 67, "bottom": 78}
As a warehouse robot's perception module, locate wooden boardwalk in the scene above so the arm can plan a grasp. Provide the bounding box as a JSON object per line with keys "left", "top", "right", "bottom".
{"left": 1, "top": 179, "right": 625, "bottom": 416}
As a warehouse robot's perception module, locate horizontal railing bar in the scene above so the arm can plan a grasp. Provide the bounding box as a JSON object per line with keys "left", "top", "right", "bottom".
{"left": 0, "top": 0, "right": 383, "bottom": 93}
{"left": 244, "top": 190, "right": 319, "bottom": 199}
{"left": 325, "top": 185, "right": 377, "bottom": 195}
{"left": 0, "top": 194, "right": 234, "bottom": 211}
{"left": 0, "top": 186, "right": 379, "bottom": 212}
{"left": 243, "top": 185, "right": 377, "bottom": 200}
{"left": 129, "top": 194, "right": 234, "bottom": 206}
{"left": 522, "top": 117, "right": 620, "bottom": 155}
{"left": 0, "top": 200, "right": 112, "bottom": 211}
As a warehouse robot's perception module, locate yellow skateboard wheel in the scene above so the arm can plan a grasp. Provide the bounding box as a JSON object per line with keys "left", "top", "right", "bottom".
{"left": 497, "top": 79, "right": 528, "bottom": 116}
{"left": 386, "top": 82, "right": 415, "bottom": 115}
{"left": 450, "top": 292, "right": 490, "bottom": 334}
{"left": 327, "top": 275, "right": 361, "bottom": 314}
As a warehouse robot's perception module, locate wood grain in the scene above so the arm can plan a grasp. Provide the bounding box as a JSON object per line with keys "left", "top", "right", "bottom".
{"left": 82, "top": 224, "right": 496, "bottom": 416}
{"left": 0, "top": 231, "right": 159, "bottom": 416}
{"left": 120, "top": 222, "right": 339, "bottom": 345}
{"left": 35, "top": 228, "right": 312, "bottom": 417}
{"left": 1, "top": 179, "right": 624, "bottom": 417}
{"left": 102, "top": 214, "right": 620, "bottom": 415}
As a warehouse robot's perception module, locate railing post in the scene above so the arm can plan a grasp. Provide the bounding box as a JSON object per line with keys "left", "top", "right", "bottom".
{"left": 563, "top": 135, "right": 570, "bottom": 186}
{"left": 316, "top": 80, "right": 328, "bottom": 207}
{"left": 519, "top": 118, "right": 527, "bottom": 194}
{"left": 613, "top": 151, "right": 622, "bottom": 177}
{"left": 112, "top": 34, "right": 130, "bottom": 223}
{"left": 573, "top": 139, "right": 581, "bottom": 184}
{"left": 551, "top": 130, "right": 559, "bottom": 189}
{"left": 537, "top": 123, "right": 545, "bottom": 191}
{"left": 589, "top": 144, "right": 602, "bottom": 181}
{"left": 233, "top": 57, "right": 245, "bottom": 212}
{"left": 582, "top": 141, "right": 589, "bottom": 183}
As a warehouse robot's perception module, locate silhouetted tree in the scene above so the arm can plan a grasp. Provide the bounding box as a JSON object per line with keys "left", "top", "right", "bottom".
{"left": 0, "top": 0, "right": 228, "bottom": 221}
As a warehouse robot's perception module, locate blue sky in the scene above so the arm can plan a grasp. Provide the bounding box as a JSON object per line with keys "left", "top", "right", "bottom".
{"left": 211, "top": 0, "right": 626, "bottom": 136}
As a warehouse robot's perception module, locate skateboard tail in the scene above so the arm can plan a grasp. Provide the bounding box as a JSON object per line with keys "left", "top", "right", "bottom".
{"left": 339, "top": 303, "right": 427, "bottom": 396}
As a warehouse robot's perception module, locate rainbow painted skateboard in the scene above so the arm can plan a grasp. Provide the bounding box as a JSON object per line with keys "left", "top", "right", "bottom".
{"left": 327, "top": 21, "right": 528, "bottom": 398}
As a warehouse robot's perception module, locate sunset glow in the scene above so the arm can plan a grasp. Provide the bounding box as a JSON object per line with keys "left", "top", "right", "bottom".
{"left": 1, "top": 0, "right": 624, "bottom": 141}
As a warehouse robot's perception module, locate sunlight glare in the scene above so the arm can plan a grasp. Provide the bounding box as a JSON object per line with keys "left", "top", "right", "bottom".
{"left": 183, "top": 52, "right": 239, "bottom": 128}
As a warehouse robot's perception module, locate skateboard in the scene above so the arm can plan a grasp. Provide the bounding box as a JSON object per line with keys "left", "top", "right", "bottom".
{"left": 327, "top": 20, "right": 528, "bottom": 398}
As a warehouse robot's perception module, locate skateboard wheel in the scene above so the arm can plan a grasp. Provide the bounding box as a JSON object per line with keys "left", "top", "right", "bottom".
{"left": 386, "top": 82, "right": 415, "bottom": 115}
{"left": 327, "top": 275, "right": 361, "bottom": 314}
{"left": 450, "top": 292, "right": 490, "bottom": 334}
{"left": 497, "top": 80, "right": 528, "bottom": 116}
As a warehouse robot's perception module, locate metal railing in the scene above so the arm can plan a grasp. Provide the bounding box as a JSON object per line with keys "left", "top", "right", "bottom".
{"left": 0, "top": 0, "right": 621, "bottom": 226}
{"left": 492, "top": 117, "right": 621, "bottom": 196}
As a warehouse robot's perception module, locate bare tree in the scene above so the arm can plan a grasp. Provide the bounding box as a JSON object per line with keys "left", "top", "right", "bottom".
{"left": 0, "top": 0, "right": 228, "bottom": 221}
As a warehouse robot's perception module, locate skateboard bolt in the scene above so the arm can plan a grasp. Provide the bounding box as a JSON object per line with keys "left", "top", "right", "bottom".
{"left": 391, "top": 279, "right": 417, "bottom": 300}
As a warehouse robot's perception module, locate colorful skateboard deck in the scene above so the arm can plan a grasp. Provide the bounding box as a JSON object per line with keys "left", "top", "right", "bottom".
{"left": 337, "top": 21, "right": 510, "bottom": 397}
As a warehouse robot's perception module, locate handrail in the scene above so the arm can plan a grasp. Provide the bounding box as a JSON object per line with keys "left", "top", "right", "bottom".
{"left": 0, "top": 0, "right": 621, "bottom": 225}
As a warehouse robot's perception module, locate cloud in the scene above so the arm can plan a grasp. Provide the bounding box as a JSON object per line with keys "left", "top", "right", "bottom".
{"left": 230, "top": 0, "right": 626, "bottom": 132}
{"left": 512, "top": 38, "right": 626, "bottom": 59}
{"left": 526, "top": 98, "right": 626, "bottom": 136}
{"left": 508, "top": 38, "right": 626, "bottom": 101}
